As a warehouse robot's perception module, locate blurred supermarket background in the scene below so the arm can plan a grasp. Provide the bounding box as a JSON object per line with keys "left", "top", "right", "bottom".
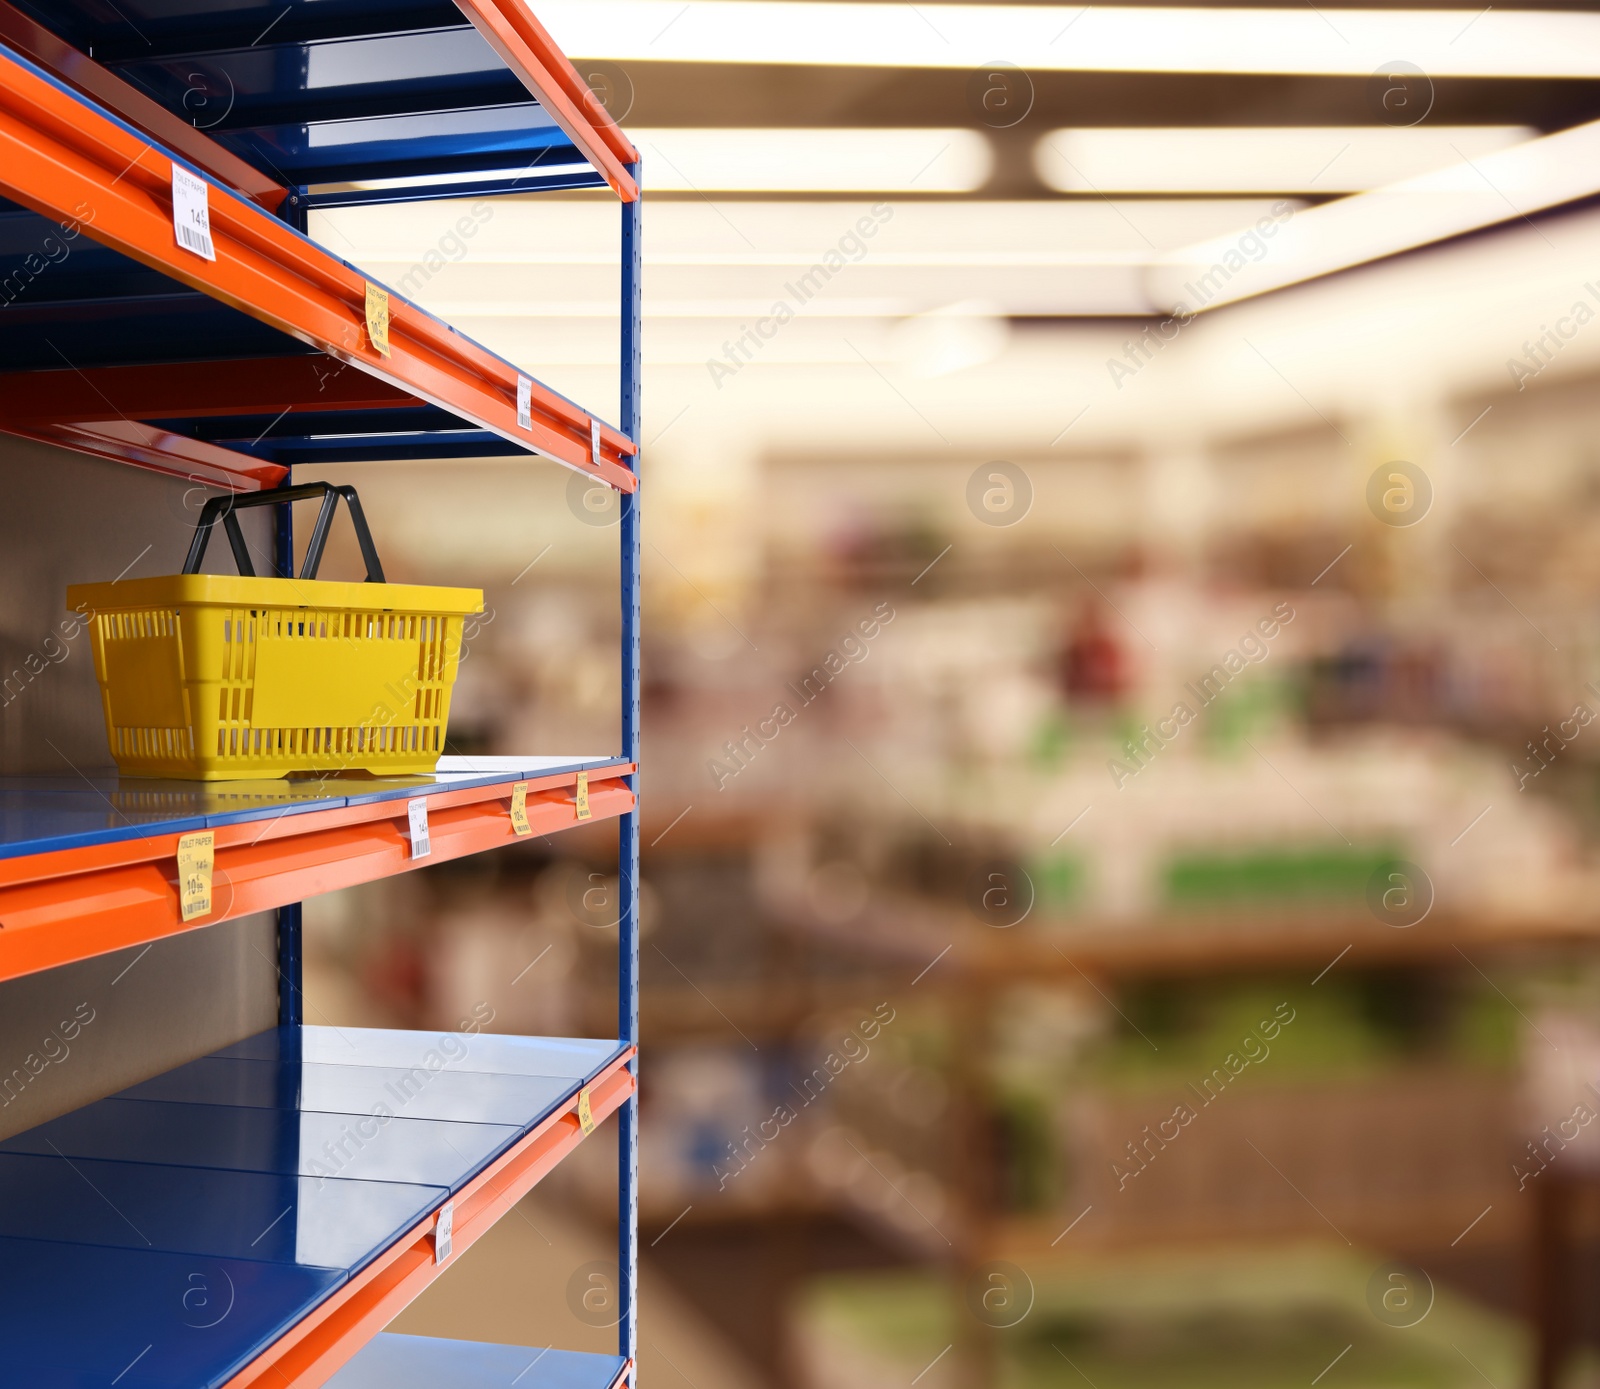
{"left": 289, "top": 5, "right": 1600, "bottom": 1387}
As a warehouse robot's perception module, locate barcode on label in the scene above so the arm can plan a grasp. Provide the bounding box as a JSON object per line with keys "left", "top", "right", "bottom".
{"left": 176, "top": 830, "right": 215, "bottom": 922}
{"left": 434, "top": 1202, "right": 453, "bottom": 1264}
{"left": 517, "top": 375, "right": 532, "bottom": 430}
{"left": 171, "top": 165, "right": 216, "bottom": 261}
{"left": 407, "top": 799, "right": 431, "bottom": 860}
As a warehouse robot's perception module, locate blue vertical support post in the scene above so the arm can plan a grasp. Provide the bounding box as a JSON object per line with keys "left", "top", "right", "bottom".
{"left": 274, "top": 186, "right": 307, "bottom": 1028}
{"left": 617, "top": 159, "right": 642, "bottom": 1381}
{"left": 272, "top": 469, "right": 302, "bottom": 1025}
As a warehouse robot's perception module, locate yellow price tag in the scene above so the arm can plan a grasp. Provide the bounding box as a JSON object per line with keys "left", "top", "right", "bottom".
{"left": 577, "top": 1085, "right": 595, "bottom": 1136}
{"left": 510, "top": 781, "right": 531, "bottom": 836}
{"left": 177, "top": 830, "right": 215, "bottom": 922}
{"left": 365, "top": 283, "right": 390, "bottom": 358}
{"left": 575, "top": 770, "right": 591, "bottom": 821}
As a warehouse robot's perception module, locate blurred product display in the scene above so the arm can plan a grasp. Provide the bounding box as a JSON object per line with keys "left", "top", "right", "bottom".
{"left": 327, "top": 430, "right": 1600, "bottom": 1386}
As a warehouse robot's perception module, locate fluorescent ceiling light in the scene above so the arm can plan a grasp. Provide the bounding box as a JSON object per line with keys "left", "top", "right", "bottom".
{"left": 1036, "top": 126, "right": 1536, "bottom": 194}
{"left": 540, "top": 3, "right": 1600, "bottom": 78}
{"left": 890, "top": 301, "right": 1010, "bottom": 377}
{"left": 325, "top": 198, "right": 1296, "bottom": 263}
{"left": 1145, "top": 120, "right": 1600, "bottom": 311}
{"left": 630, "top": 128, "right": 991, "bottom": 192}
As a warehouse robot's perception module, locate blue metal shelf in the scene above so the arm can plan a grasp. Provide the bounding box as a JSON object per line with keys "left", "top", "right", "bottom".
{"left": 0, "top": 1236, "right": 344, "bottom": 1389}
{"left": 0, "top": 1024, "right": 624, "bottom": 1388}
{"left": 329, "top": 1335, "right": 628, "bottom": 1389}
{"left": 8, "top": 0, "right": 608, "bottom": 196}
{"left": 0, "top": 753, "right": 626, "bottom": 861}
{"left": 0, "top": 0, "right": 636, "bottom": 475}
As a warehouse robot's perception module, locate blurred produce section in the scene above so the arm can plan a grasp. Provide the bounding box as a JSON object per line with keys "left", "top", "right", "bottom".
{"left": 792, "top": 1246, "right": 1527, "bottom": 1389}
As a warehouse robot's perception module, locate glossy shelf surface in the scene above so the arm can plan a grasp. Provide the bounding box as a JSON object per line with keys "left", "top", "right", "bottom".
{"left": 328, "top": 1334, "right": 628, "bottom": 1389}
{"left": 0, "top": 754, "right": 626, "bottom": 860}
{"left": 0, "top": 1024, "right": 625, "bottom": 1388}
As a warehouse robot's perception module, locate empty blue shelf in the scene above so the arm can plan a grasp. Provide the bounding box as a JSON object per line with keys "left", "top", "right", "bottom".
{"left": 119, "top": 1058, "right": 582, "bottom": 1128}
{"left": 0, "top": 754, "right": 628, "bottom": 861}
{"left": 0, "top": 1022, "right": 624, "bottom": 1388}
{"left": 1, "top": 1098, "right": 521, "bottom": 1188}
{"left": 0, "top": 1150, "right": 441, "bottom": 1268}
{"left": 214, "top": 1024, "right": 620, "bottom": 1078}
{"left": 0, "top": 1235, "right": 343, "bottom": 1389}
{"left": 328, "top": 1334, "right": 628, "bottom": 1389}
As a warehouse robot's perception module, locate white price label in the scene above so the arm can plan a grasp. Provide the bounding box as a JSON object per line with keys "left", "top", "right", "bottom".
{"left": 172, "top": 164, "right": 216, "bottom": 261}
{"left": 590, "top": 418, "right": 602, "bottom": 466}
{"left": 517, "top": 375, "right": 532, "bottom": 430}
{"left": 434, "top": 1202, "right": 453, "bottom": 1264}
{"left": 407, "top": 799, "right": 430, "bottom": 860}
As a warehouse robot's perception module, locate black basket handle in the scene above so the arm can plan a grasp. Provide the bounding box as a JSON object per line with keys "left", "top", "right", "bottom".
{"left": 183, "top": 482, "right": 386, "bottom": 583}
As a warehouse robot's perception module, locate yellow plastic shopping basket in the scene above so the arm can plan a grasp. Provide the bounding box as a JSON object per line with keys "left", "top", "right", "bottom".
{"left": 68, "top": 482, "right": 483, "bottom": 781}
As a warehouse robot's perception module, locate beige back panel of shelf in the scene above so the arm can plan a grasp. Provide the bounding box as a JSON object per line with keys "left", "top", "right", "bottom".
{"left": 0, "top": 436, "right": 281, "bottom": 1139}
{"left": 0, "top": 915, "right": 280, "bottom": 1141}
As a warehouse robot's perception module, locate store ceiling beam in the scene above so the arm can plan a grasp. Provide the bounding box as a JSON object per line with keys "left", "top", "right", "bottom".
{"left": 520, "top": 64, "right": 1600, "bottom": 136}
{"left": 0, "top": 41, "right": 637, "bottom": 489}
{"left": 0, "top": 1, "right": 288, "bottom": 211}
{"left": 540, "top": 1, "right": 1600, "bottom": 79}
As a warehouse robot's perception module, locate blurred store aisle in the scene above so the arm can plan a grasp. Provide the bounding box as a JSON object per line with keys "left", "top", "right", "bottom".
{"left": 388, "top": 1193, "right": 767, "bottom": 1389}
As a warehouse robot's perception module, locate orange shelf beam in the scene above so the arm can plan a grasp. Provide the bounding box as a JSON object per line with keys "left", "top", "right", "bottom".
{"left": 0, "top": 44, "right": 637, "bottom": 490}
{"left": 0, "top": 765, "right": 636, "bottom": 984}
{"left": 3, "top": 418, "right": 289, "bottom": 489}
{"left": 457, "top": 0, "right": 640, "bottom": 202}
{"left": 0, "top": 0, "right": 287, "bottom": 211}
{"left": 221, "top": 1049, "right": 638, "bottom": 1389}
{"left": 0, "top": 357, "right": 430, "bottom": 489}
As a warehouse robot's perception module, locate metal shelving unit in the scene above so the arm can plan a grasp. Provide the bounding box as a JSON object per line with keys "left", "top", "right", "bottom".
{"left": 0, "top": 1, "right": 643, "bottom": 1384}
